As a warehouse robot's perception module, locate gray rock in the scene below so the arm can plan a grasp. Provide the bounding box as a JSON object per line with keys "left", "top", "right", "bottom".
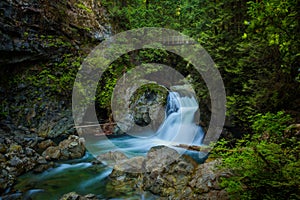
{"left": 113, "top": 156, "right": 145, "bottom": 173}
{"left": 97, "top": 151, "right": 128, "bottom": 165}
{"left": 60, "top": 192, "right": 99, "bottom": 200}
{"left": 0, "top": 0, "right": 110, "bottom": 67}
{"left": 107, "top": 146, "right": 229, "bottom": 199}
{"left": 37, "top": 156, "right": 47, "bottom": 164}
{"left": 10, "top": 157, "right": 23, "bottom": 167}
{"left": 33, "top": 162, "right": 55, "bottom": 173}
{"left": 42, "top": 135, "right": 85, "bottom": 160}
{"left": 145, "top": 145, "right": 180, "bottom": 172}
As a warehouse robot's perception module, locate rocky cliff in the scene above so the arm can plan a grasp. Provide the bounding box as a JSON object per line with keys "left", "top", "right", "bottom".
{"left": 0, "top": 0, "right": 110, "bottom": 194}
{"left": 0, "top": 0, "right": 110, "bottom": 68}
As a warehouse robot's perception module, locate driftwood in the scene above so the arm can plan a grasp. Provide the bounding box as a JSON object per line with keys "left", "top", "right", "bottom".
{"left": 174, "top": 144, "right": 212, "bottom": 153}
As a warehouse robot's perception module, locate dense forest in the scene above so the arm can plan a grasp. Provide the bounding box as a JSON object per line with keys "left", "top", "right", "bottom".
{"left": 94, "top": 1, "right": 300, "bottom": 198}
{"left": 0, "top": 0, "right": 299, "bottom": 199}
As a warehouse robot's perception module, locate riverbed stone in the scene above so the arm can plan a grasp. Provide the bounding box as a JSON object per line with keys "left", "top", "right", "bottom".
{"left": 42, "top": 135, "right": 85, "bottom": 160}
{"left": 38, "top": 139, "right": 55, "bottom": 151}
{"left": 43, "top": 146, "right": 61, "bottom": 160}
{"left": 60, "top": 192, "right": 99, "bottom": 200}
{"left": 106, "top": 146, "right": 229, "bottom": 199}
{"left": 96, "top": 151, "right": 128, "bottom": 165}
{"left": 144, "top": 145, "right": 180, "bottom": 172}
{"left": 10, "top": 156, "right": 23, "bottom": 167}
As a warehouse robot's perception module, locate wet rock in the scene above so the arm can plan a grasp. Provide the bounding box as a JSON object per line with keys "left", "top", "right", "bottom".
{"left": 0, "top": 153, "right": 6, "bottom": 162}
{"left": 112, "top": 125, "right": 126, "bottom": 135}
{"left": 114, "top": 156, "right": 145, "bottom": 173}
{"left": 143, "top": 155, "right": 195, "bottom": 197}
{"left": 8, "top": 144, "right": 22, "bottom": 154}
{"left": 37, "top": 156, "right": 47, "bottom": 164}
{"left": 24, "top": 147, "right": 35, "bottom": 156}
{"left": 43, "top": 146, "right": 61, "bottom": 160}
{"left": 189, "top": 159, "right": 230, "bottom": 200}
{"left": 107, "top": 146, "right": 229, "bottom": 199}
{"left": 10, "top": 156, "right": 23, "bottom": 167}
{"left": 37, "top": 139, "right": 55, "bottom": 151}
{"left": 42, "top": 135, "right": 85, "bottom": 160}
{"left": 130, "top": 90, "right": 166, "bottom": 132}
{"left": 96, "top": 151, "right": 128, "bottom": 165}
{"left": 60, "top": 192, "right": 99, "bottom": 200}
{"left": 0, "top": 143, "right": 41, "bottom": 193}
{"left": 107, "top": 157, "right": 145, "bottom": 195}
{"left": 37, "top": 111, "right": 77, "bottom": 139}
{"left": 33, "top": 162, "right": 55, "bottom": 173}
{"left": 144, "top": 145, "right": 180, "bottom": 172}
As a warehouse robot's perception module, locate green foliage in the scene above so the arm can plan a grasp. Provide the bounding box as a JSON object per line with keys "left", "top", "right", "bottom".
{"left": 101, "top": 0, "right": 299, "bottom": 126}
{"left": 75, "top": 2, "right": 92, "bottom": 13}
{"left": 226, "top": 0, "right": 300, "bottom": 126}
{"left": 10, "top": 53, "right": 81, "bottom": 99}
{"left": 251, "top": 111, "right": 292, "bottom": 136}
{"left": 213, "top": 112, "right": 299, "bottom": 199}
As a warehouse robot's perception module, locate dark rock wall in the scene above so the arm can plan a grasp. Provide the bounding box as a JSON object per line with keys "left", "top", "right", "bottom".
{"left": 0, "top": 0, "right": 110, "bottom": 195}
{"left": 0, "top": 0, "right": 110, "bottom": 68}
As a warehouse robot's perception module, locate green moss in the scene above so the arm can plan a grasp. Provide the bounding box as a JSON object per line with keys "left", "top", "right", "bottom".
{"left": 129, "top": 83, "right": 168, "bottom": 107}
{"left": 75, "top": 3, "right": 92, "bottom": 13}
{"left": 9, "top": 144, "right": 22, "bottom": 152}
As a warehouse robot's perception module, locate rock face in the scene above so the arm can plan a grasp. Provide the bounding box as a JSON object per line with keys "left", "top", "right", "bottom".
{"left": 130, "top": 89, "right": 167, "bottom": 133}
{"left": 0, "top": 0, "right": 110, "bottom": 67}
{"left": 0, "top": 0, "right": 110, "bottom": 195}
{"left": 107, "top": 146, "right": 230, "bottom": 200}
{"left": 109, "top": 81, "right": 167, "bottom": 134}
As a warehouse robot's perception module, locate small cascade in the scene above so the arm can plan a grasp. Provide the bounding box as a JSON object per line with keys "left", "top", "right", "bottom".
{"left": 165, "top": 92, "right": 180, "bottom": 116}
{"left": 155, "top": 91, "right": 204, "bottom": 146}
{"left": 13, "top": 91, "right": 206, "bottom": 199}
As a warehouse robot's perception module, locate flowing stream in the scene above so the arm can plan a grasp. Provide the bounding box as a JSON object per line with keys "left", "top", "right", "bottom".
{"left": 13, "top": 91, "right": 206, "bottom": 199}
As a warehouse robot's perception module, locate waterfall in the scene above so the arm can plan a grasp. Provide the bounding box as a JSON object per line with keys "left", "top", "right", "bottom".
{"left": 155, "top": 91, "right": 204, "bottom": 146}
{"left": 76, "top": 91, "right": 205, "bottom": 159}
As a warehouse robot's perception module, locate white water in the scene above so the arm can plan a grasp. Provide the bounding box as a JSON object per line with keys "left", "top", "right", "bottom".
{"left": 155, "top": 92, "right": 204, "bottom": 145}
{"left": 14, "top": 92, "right": 205, "bottom": 199}
{"left": 90, "top": 91, "right": 205, "bottom": 158}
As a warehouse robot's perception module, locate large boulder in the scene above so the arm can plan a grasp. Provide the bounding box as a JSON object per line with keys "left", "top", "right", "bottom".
{"left": 189, "top": 159, "right": 231, "bottom": 200}
{"left": 97, "top": 151, "right": 128, "bottom": 165}
{"left": 142, "top": 146, "right": 196, "bottom": 198}
{"left": 106, "top": 146, "right": 230, "bottom": 199}
{"left": 107, "top": 156, "right": 145, "bottom": 194}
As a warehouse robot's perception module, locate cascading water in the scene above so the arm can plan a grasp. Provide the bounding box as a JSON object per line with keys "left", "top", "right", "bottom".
{"left": 155, "top": 91, "right": 204, "bottom": 146}
{"left": 87, "top": 91, "right": 205, "bottom": 156}
{"left": 13, "top": 91, "right": 206, "bottom": 199}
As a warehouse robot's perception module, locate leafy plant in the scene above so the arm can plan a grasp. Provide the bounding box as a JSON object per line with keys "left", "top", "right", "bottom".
{"left": 213, "top": 111, "right": 299, "bottom": 200}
